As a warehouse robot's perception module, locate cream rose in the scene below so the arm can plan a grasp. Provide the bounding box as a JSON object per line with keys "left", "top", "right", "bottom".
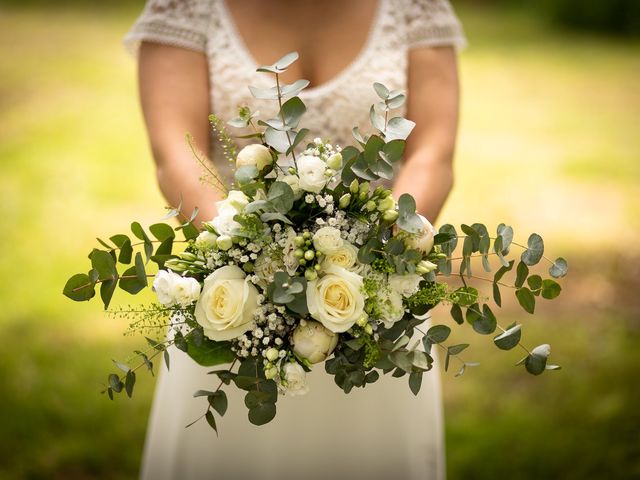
{"left": 321, "top": 241, "right": 358, "bottom": 270}
{"left": 236, "top": 144, "right": 273, "bottom": 171}
{"left": 194, "top": 265, "right": 259, "bottom": 341}
{"left": 280, "top": 362, "right": 309, "bottom": 396}
{"left": 292, "top": 320, "right": 338, "bottom": 364}
{"left": 152, "top": 270, "right": 201, "bottom": 307}
{"left": 389, "top": 273, "right": 423, "bottom": 298}
{"left": 306, "top": 265, "right": 365, "bottom": 333}
{"left": 297, "top": 155, "right": 328, "bottom": 193}
{"left": 312, "top": 226, "right": 343, "bottom": 254}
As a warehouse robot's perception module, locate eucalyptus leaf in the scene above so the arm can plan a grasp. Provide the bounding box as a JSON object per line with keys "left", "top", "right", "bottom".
{"left": 493, "top": 324, "right": 522, "bottom": 350}
{"left": 549, "top": 257, "right": 569, "bottom": 278}
{"left": 521, "top": 233, "right": 544, "bottom": 266}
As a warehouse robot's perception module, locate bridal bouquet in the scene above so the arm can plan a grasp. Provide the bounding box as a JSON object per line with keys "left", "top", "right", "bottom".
{"left": 64, "top": 52, "right": 568, "bottom": 431}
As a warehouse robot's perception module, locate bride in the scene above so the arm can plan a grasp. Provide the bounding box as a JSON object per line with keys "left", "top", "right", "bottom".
{"left": 125, "top": 0, "right": 465, "bottom": 478}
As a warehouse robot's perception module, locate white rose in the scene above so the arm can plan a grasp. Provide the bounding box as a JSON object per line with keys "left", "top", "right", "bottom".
{"left": 152, "top": 270, "right": 201, "bottom": 307}
{"left": 292, "top": 320, "right": 338, "bottom": 364}
{"left": 195, "top": 230, "right": 218, "bottom": 251}
{"left": 194, "top": 265, "right": 259, "bottom": 341}
{"left": 236, "top": 144, "right": 273, "bottom": 171}
{"left": 404, "top": 214, "right": 436, "bottom": 254}
{"left": 211, "top": 212, "right": 241, "bottom": 236}
{"left": 282, "top": 228, "right": 300, "bottom": 275}
{"left": 389, "top": 273, "right": 423, "bottom": 298}
{"left": 219, "top": 190, "right": 250, "bottom": 213}
{"left": 312, "top": 226, "right": 343, "bottom": 254}
{"left": 379, "top": 287, "right": 405, "bottom": 327}
{"left": 321, "top": 241, "right": 358, "bottom": 270}
{"left": 306, "top": 265, "right": 365, "bottom": 333}
{"left": 278, "top": 174, "right": 303, "bottom": 200}
{"left": 297, "top": 155, "right": 328, "bottom": 193}
{"left": 280, "top": 362, "right": 309, "bottom": 396}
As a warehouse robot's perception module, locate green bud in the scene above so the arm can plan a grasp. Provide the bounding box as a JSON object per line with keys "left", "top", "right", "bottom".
{"left": 243, "top": 262, "right": 254, "bottom": 273}
{"left": 364, "top": 324, "right": 374, "bottom": 335}
{"left": 377, "top": 196, "right": 396, "bottom": 212}
{"left": 324, "top": 168, "right": 334, "bottom": 177}
{"left": 294, "top": 249, "right": 304, "bottom": 259}
{"left": 365, "top": 200, "right": 376, "bottom": 211}
{"left": 288, "top": 167, "right": 297, "bottom": 175}
{"left": 314, "top": 263, "right": 321, "bottom": 271}
{"left": 373, "top": 186, "right": 385, "bottom": 197}
{"left": 326, "top": 152, "right": 342, "bottom": 169}
{"left": 356, "top": 314, "right": 369, "bottom": 327}
{"left": 382, "top": 210, "right": 399, "bottom": 222}
{"left": 264, "top": 366, "right": 279, "bottom": 380}
{"left": 265, "top": 348, "right": 279, "bottom": 362}
{"left": 303, "top": 231, "right": 312, "bottom": 240}
{"left": 416, "top": 260, "right": 438, "bottom": 274}
{"left": 349, "top": 179, "right": 359, "bottom": 194}
{"left": 358, "top": 191, "right": 368, "bottom": 201}
{"left": 339, "top": 193, "right": 352, "bottom": 209}
{"left": 304, "top": 250, "right": 315, "bottom": 261}
{"left": 294, "top": 236, "right": 305, "bottom": 247}
{"left": 359, "top": 181, "right": 370, "bottom": 195}
{"left": 299, "top": 258, "right": 307, "bottom": 266}
{"left": 216, "top": 235, "right": 233, "bottom": 251}
{"left": 179, "top": 252, "right": 197, "bottom": 261}
{"left": 304, "top": 269, "right": 318, "bottom": 281}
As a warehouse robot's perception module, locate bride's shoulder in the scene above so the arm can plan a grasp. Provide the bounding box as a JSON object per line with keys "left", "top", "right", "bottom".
{"left": 124, "top": 0, "right": 218, "bottom": 56}
{"left": 389, "top": 0, "right": 467, "bottom": 50}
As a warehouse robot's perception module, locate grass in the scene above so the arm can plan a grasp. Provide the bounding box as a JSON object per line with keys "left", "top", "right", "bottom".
{"left": 0, "top": 3, "right": 638, "bottom": 479}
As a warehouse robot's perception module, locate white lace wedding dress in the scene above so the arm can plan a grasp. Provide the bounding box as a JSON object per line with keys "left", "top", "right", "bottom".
{"left": 125, "top": 1, "right": 465, "bottom": 478}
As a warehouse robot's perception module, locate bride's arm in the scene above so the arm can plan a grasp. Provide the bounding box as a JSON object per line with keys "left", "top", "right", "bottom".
{"left": 393, "top": 46, "right": 460, "bottom": 223}
{"left": 138, "top": 42, "right": 221, "bottom": 226}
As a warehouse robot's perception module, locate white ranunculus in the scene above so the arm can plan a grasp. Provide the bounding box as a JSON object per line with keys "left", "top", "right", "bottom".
{"left": 194, "top": 265, "right": 259, "bottom": 341}
{"left": 404, "top": 214, "right": 437, "bottom": 254}
{"left": 195, "top": 230, "right": 218, "bottom": 251}
{"left": 312, "top": 226, "right": 343, "bottom": 254}
{"left": 279, "top": 174, "right": 303, "bottom": 199}
{"left": 152, "top": 270, "right": 201, "bottom": 307}
{"left": 292, "top": 320, "right": 338, "bottom": 364}
{"left": 280, "top": 362, "right": 309, "bottom": 396}
{"left": 297, "top": 155, "right": 328, "bottom": 193}
{"left": 321, "top": 241, "right": 358, "bottom": 270}
{"left": 236, "top": 144, "right": 273, "bottom": 171}
{"left": 210, "top": 212, "right": 241, "bottom": 236}
{"left": 306, "top": 265, "right": 365, "bottom": 333}
{"left": 389, "top": 273, "right": 423, "bottom": 298}
{"left": 379, "top": 287, "right": 405, "bottom": 327}
{"left": 282, "top": 228, "right": 300, "bottom": 275}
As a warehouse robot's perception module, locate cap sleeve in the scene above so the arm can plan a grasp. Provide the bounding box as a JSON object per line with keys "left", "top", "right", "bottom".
{"left": 123, "top": 0, "right": 211, "bottom": 56}
{"left": 404, "top": 0, "right": 467, "bottom": 50}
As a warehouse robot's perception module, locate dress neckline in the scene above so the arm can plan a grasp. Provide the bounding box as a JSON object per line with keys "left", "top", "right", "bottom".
{"left": 218, "top": 0, "right": 385, "bottom": 99}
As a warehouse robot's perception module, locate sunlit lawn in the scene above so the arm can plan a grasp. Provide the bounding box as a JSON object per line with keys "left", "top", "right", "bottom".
{"left": 0, "top": 4, "right": 638, "bottom": 479}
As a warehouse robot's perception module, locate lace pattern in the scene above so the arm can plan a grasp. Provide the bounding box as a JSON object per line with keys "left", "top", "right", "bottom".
{"left": 124, "top": 0, "right": 467, "bottom": 183}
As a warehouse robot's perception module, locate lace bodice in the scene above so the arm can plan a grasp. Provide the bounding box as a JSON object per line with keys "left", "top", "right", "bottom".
{"left": 125, "top": 0, "right": 466, "bottom": 183}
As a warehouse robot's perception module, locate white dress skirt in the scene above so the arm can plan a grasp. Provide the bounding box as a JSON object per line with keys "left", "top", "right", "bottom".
{"left": 124, "top": 0, "right": 466, "bottom": 478}
{"left": 140, "top": 341, "right": 445, "bottom": 480}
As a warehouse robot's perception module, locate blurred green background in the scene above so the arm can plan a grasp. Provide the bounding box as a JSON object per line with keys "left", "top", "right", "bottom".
{"left": 0, "top": 1, "right": 639, "bottom": 479}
